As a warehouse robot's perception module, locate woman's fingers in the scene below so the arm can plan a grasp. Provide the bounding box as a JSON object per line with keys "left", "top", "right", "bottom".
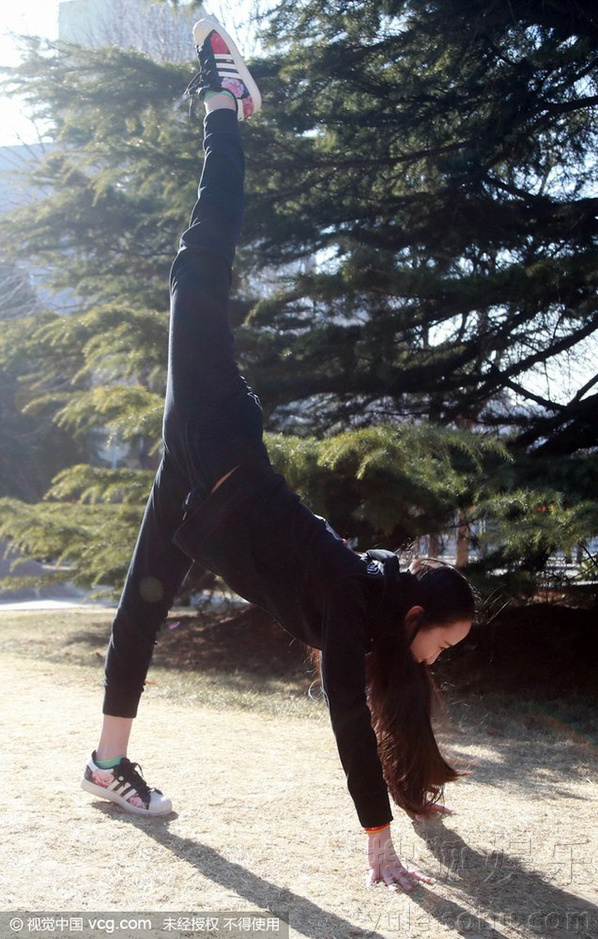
{"left": 368, "top": 863, "right": 432, "bottom": 892}
{"left": 384, "top": 868, "right": 414, "bottom": 892}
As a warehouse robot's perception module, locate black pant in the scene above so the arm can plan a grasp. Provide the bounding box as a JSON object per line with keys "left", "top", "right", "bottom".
{"left": 103, "top": 108, "right": 269, "bottom": 717}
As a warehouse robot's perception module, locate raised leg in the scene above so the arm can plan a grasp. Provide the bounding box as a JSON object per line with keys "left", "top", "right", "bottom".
{"left": 86, "top": 17, "right": 264, "bottom": 813}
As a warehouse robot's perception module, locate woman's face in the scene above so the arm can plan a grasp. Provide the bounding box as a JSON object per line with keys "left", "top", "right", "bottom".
{"left": 408, "top": 612, "right": 472, "bottom": 666}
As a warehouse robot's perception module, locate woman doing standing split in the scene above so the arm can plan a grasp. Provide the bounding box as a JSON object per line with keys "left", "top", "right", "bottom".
{"left": 81, "top": 16, "right": 476, "bottom": 891}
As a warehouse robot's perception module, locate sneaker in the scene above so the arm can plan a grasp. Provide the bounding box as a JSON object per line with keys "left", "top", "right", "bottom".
{"left": 183, "top": 15, "right": 261, "bottom": 120}
{"left": 81, "top": 751, "right": 172, "bottom": 817}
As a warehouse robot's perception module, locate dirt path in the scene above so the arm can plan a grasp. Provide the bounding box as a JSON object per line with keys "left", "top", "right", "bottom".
{"left": 1, "top": 621, "right": 597, "bottom": 939}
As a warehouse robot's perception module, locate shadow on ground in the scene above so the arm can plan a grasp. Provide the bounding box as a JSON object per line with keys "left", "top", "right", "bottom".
{"left": 87, "top": 802, "right": 387, "bottom": 939}
{"left": 89, "top": 803, "right": 598, "bottom": 939}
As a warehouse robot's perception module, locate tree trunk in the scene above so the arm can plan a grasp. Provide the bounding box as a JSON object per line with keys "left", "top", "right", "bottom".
{"left": 456, "top": 510, "right": 469, "bottom": 568}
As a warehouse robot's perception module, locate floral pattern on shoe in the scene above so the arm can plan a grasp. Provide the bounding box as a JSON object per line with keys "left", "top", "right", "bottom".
{"left": 90, "top": 766, "right": 147, "bottom": 810}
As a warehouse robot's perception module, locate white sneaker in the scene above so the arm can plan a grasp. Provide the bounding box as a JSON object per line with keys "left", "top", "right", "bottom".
{"left": 81, "top": 751, "right": 172, "bottom": 816}
{"left": 184, "top": 15, "right": 262, "bottom": 120}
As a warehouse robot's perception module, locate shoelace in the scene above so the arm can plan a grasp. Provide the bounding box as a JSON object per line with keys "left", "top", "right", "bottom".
{"left": 183, "top": 43, "right": 219, "bottom": 100}
{"left": 183, "top": 71, "right": 204, "bottom": 99}
{"left": 115, "top": 758, "right": 152, "bottom": 804}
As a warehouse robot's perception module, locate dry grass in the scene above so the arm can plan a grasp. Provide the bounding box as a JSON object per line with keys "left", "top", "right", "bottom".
{"left": 1, "top": 607, "right": 597, "bottom": 939}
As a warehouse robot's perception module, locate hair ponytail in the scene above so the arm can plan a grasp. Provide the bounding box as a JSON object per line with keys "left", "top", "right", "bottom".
{"left": 367, "top": 558, "right": 475, "bottom": 816}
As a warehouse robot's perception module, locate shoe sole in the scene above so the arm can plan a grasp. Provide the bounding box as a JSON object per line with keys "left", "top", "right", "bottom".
{"left": 81, "top": 776, "right": 173, "bottom": 817}
{"left": 193, "top": 15, "right": 262, "bottom": 118}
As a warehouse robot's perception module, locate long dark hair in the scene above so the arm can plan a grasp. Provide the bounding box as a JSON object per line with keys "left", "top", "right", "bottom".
{"left": 367, "top": 557, "right": 475, "bottom": 817}
{"left": 309, "top": 556, "right": 476, "bottom": 818}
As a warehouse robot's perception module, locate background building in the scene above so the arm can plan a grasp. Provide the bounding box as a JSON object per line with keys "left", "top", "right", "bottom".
{"left": 58, "top": 0, "right": 205, "bottom": 62}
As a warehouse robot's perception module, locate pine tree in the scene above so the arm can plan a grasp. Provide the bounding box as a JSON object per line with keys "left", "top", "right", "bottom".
{"left": 0, "top": 8, "right": 596, "bottom": 595}
{"left": 0, "top": 263, "right": 82, "bottom": 502}
{"left": 237, "top": 0, "right": 598, "bottom": 447}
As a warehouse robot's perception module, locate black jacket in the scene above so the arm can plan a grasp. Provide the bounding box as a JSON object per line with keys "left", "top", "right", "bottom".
{"left": 173, "top": 459, "right": 398, "bottom": 828}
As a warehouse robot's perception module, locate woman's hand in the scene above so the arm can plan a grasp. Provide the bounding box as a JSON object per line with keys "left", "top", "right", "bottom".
{"left": 366, "top": 828, "right": 432, "bottom": 892}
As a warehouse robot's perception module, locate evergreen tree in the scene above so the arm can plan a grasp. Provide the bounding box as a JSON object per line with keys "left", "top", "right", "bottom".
{"left": 237, "top": 0, "right": 598, "bottom": 447}
{"left": 0, "top": 262, "right": 82, "bottom": 501}
{"left": 0, "top": 8, "right": 596, "bottom": 594}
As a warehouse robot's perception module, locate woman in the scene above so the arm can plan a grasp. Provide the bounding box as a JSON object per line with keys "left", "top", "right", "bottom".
{"left": 81, "top": 16, "right": 475, "bottom": 892}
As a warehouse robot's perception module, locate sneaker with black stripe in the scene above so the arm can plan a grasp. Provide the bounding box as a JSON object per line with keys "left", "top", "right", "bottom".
{"left": 81, "top": 751, "right": 172, "bottom": 816}
{"left": 183, "top": 15, "right": 261, "bottom": 120}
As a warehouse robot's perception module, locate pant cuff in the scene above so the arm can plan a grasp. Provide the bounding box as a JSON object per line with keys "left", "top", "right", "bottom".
{"left": 102, "top": 685, "right": 142, "bottom": 719}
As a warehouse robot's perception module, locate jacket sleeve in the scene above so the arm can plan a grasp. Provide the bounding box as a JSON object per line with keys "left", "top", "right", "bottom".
{"left": 320, "top": 576, "right": 393, "bottom": 829}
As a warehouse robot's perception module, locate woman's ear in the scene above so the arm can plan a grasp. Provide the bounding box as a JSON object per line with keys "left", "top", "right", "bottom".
{"left": 404, "top": 605, "right": 425, "bottom": 641}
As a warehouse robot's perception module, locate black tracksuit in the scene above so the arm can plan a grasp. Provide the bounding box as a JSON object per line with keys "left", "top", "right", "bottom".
{"left": 103, "top": 108, "right": 396, "bottom": 828}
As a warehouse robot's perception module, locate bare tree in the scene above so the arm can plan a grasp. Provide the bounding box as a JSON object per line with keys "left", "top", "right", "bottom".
{"left": 0, "top": 255, "right": 38, "bottom": 321}
{"left": 58, "top": 0, "right": 265, "bottom": 62}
